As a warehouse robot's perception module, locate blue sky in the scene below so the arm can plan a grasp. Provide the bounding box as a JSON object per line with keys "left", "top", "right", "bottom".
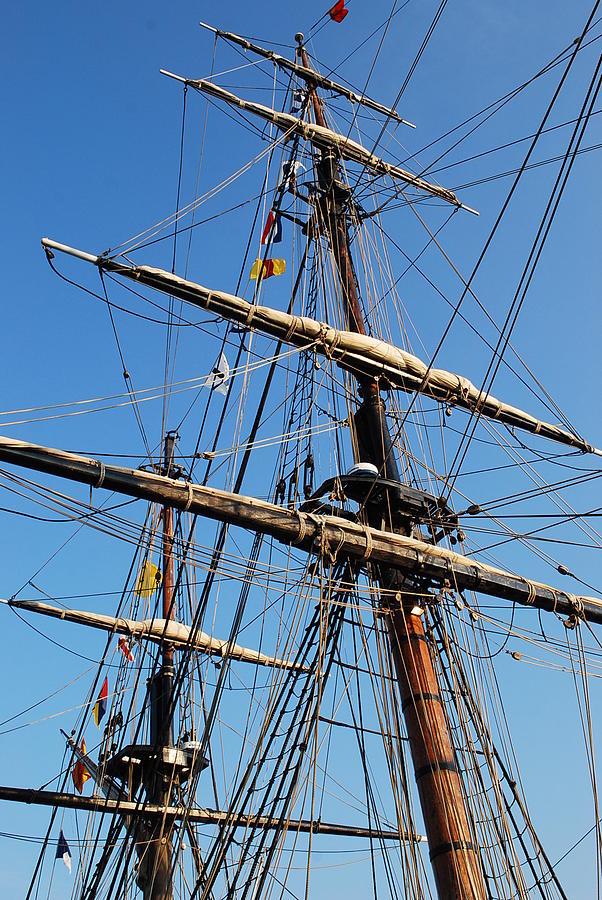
{"left": 2, "top": 0, "right": 602, "bottom": 896}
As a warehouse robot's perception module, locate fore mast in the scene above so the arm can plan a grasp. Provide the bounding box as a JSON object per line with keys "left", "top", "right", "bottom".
{"left": 295, "top": 33, "right": 487, "bottom": 900}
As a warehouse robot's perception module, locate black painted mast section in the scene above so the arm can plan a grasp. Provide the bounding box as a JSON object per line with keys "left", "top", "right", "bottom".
{"left": 141, "top": 432, "right": 178, "bottom": 899}
{"left": 295, "top": 34, "right": 487, "bottom": 899}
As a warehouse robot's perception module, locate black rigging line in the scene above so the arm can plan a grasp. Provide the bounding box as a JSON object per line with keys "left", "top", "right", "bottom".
{"left": 478, "top": 468, "right": 602, "bottom": 512}
{"left": 356, "top": 138, "right": 602, "bottom": 213}
{"left": 45, "top": 251, "right": 205, "bottom": 328}
{"left": 161, "top": 82, "right": 189, "bottom": 446}
{"left": 397, "top": 23, "right": 602, "bottom": 173}
{"left": 23, "top": 535, "right": 148, "bottom": 899}
{"left": 378, "top": 4, "right": 601, "bottom": 501}
{"left": 440, "top": 35, "right": 599, "bottom": 503}
{"left": 429, "top": 108, "right": 602, "bottom": 176}
{"left": 371, "top": 216, "right": 579, "bottom": 427}
{"left": 432, "top": 606, "right": 569, "bottom": 898}
{"left": 309, "top": 1, "right": 414, "bottom": 74}
{"left": 350, "top": 26, "right": 602, "bottom": 217}
{"left": 450, "top": 141, "right": 602, "bottom": 191}
{"left": 347, "top": 0, "right": 451, "bottom": 195}
{"left": 124, "top": 195, "right": 262, "bottom": 252}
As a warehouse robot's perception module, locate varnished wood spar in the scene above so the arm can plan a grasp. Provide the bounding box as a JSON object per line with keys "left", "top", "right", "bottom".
{"left": 0, "top": 434, "right": 600, "bottom": 624}
{"left": 298, "top": 38, "right": 486, "bottom": 899}
{"left": 0, "top": 785, "right": 425, "bottom": 842}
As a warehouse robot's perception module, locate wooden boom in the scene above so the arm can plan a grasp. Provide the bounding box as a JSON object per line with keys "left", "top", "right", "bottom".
{"left": 0, "top": 433, "right": 599, "bottom": 624}
{"left": 0, "top": 785, "right": 425, "bottom": 842}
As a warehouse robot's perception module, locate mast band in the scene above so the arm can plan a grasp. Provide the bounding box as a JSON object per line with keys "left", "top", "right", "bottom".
{"left": 415, "top": 759, "right": 458, "bottom": 781}
{"left": 429, "top": 839, "right": 476, "bottom": 862}
{"left": 401, "top": 691, "right": 442, "bottom": 713}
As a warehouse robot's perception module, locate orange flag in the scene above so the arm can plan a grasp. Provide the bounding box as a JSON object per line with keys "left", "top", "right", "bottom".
{"left": 72, "top": 739, "right": 91, "bottom": 794}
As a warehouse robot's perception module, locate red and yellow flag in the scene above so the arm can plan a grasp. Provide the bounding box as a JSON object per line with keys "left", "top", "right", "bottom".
{"left": 250, "top": 258, "right": 286, "bottom": 281}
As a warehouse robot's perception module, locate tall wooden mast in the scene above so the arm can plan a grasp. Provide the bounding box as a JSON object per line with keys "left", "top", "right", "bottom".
{"left": 296, "top": 34, "right": 487, "bottom": 899}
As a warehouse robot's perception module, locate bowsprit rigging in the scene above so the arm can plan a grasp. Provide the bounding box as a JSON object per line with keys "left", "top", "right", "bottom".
{"left": 2, "top": 7, "right": 602, "bottom": 900}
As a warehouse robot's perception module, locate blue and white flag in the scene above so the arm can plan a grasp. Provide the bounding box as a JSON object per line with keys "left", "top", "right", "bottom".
{"left": 56, "top": 829, "right": 72, "bottom": 873}
{"left": 290, "top": 89, "right": 304, "bottom": 116}
{"left": 204, "top": 352, "right": 230, "bottom": 396}
{"left": 278, "top": 159, "right": 305, "bottom": 191}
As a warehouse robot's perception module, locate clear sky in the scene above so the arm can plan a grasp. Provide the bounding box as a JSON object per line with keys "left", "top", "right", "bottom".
{"left": 2, "top": 0, "right": 602, "bottom": 896}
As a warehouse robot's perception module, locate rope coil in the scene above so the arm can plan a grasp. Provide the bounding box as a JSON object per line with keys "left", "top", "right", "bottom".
{"left": 292, "top": 511, "right": 308, "bottom": 545}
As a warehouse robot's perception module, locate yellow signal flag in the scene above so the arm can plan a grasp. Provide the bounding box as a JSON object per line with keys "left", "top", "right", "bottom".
{"left": 250, "top": 258, "right": 286, "bottom": 280}
{"left": 134, "top": 560, "right": 162, "bottom": 597}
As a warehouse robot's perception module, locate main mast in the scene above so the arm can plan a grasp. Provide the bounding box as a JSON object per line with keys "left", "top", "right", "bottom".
{"left": 295, "top": 34, "right": 487, "bottom": 899}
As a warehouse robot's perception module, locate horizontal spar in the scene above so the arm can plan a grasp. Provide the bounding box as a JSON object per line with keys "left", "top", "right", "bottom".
{"left": 0, "top": 433, "right": 601, "bottom": 624}
{"left": 40, "top": 239, "right": 602, "bottom": 459}
{"left": 0, "top": 785, "right": 423, "bottom": 842}
{"left": 197, "top": 21, "right": 414, "bottom": 125}
{"left": 0, "top": 599, "right": 304, "bottom": 670}
{"left": 159, "top": 70, "right": 471, "bottom": 210}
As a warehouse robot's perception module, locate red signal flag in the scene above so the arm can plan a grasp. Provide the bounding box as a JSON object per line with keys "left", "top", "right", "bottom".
{"left": 329, "top": 0, "right": 349, "bottom": 23}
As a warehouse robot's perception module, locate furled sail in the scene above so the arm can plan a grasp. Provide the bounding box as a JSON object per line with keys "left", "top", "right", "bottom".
{"left": 1, "top": 598, "right": 303, "bottom": 670}
{"left": 159, "top": 71, "right": 471, "bottom": 210}
{"left": 40, "top": 239, "right": 601, "bottom": 458}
